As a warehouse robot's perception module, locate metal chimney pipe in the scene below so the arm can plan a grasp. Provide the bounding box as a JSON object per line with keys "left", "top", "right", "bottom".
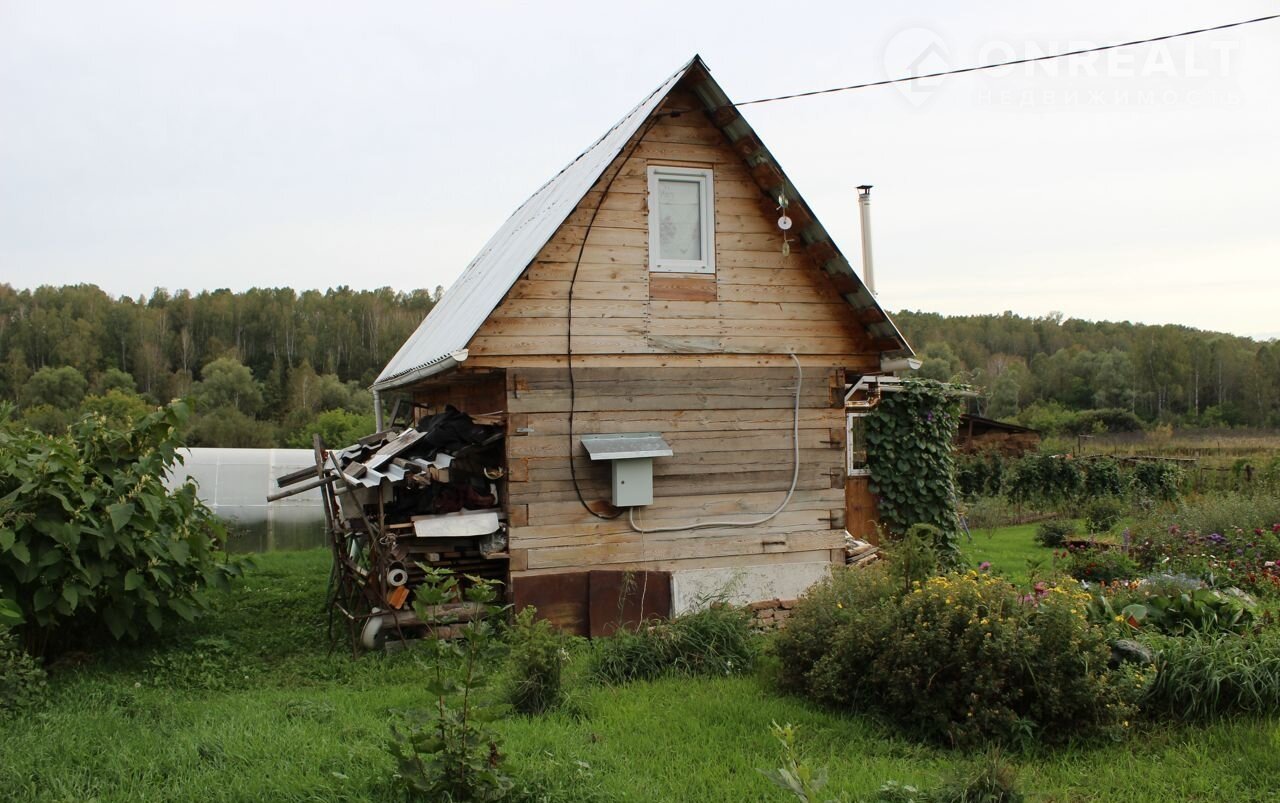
{"left": 856, "top": 185, "right": 875, "bottom": 295}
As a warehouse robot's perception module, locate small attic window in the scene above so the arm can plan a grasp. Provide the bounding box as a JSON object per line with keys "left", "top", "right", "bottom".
{"left": 647, "top": 166, "right": 715, "bottom": 274}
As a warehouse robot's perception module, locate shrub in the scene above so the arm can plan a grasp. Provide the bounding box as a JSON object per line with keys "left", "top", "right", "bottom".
{"left": 1083, "top": 497, "right": 1126, "bottom": 534}
{"left": 956, "top": 453, "right": 1006, "bottom": 498}
{"left": 388, "top": 570, "right": 513, "bottom": 802}
{"left": 0, "top": 400, "right": 243, "bottom": 656}
{"left": 588, "top": 604, "right": 755, "bottom": 685}
{"left": 506, "top": 606, "right": 567, "bottom": 715}
{"left": 1082, "top": 457, "right": 1125, "bottom": 498}
{"left": 1129, "top": 461, "right": 1182, "bottom": 502}
{"left": 1061, "top": 547, "right": 1138, "bottom": 584}
{"left": 773, "top": 564, "right": 897, "bottom": 697}
{"left": 1035, "top": 520, "right": 1075, "bottom": 548}
{"left": 1004, "top": 453, "right": 1082, "bottom": 508}
{"left": 0, "top": 626, "right": 45, "bottom": 718}
{"left": 782, "top": 571, "right": 1143, "bottom": 747}
{"left": 1144, "top": 630, "right": 1280, "bottom": 719}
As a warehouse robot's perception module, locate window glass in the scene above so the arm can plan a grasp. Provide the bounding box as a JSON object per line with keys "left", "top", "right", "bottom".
{"left": 657, "top": 178, "right": 702, "bottom": 261}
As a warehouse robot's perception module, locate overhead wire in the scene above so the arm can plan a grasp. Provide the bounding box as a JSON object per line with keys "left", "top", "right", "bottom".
{"left": 719, "top": 13, "right": 1280, "bottom": 110}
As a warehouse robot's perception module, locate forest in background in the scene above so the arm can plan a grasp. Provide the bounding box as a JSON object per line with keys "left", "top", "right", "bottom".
{"left": 1, "top": 283, "right": 1278, "bottom": 448}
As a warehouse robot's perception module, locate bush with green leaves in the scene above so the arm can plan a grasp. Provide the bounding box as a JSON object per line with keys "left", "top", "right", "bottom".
{"left": 1060, "top": 546, "right": 1138, "bottom": 584}
{"left": 388, "top": 570, "right": 513, "bottom": 802}
{"left": 0, "top": 400, "right": 242, "bottom": 656}
{"left": 1129, "top": 461, "right": 1183, "bottom": 502}
{"left": 955, "top": 452, "right": 1007, "bottom": 499}
{"left": 588, "top": 604, "right": 756, "bottom": 685}
{"left": 506, "top": 606, "right": 567, "bottom": 715}
{"left": 866, "top": 380, "right": 964, "bottom": 539}
{"left": 1003, "top": 453, "right": 1082, "bottom": 508}
{"left": 1083, "top": 497, "right": 1126, "bottom": 534}
{"left": 1143, "top": 630, "right": 1280, "bottom": 719}
{"left": 777, "top": 570, "right": 1144, "bottom": 747}
{"left": 1082, "top": 457, "right": 1125, "bottom": 498}
{"left": 1034, "top": 519, "right": 1074, "bottom": 548}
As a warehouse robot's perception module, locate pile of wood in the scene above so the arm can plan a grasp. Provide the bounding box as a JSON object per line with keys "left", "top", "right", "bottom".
{"left": 845, "top": 536, "right": 881, "bottom": 567}
{"left": 267, "top": 405, "right": 508, "bottom": 653}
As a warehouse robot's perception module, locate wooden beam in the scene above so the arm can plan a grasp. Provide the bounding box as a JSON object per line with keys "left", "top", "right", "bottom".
{"left": 712, "top": 106, "right": 741, "bottom": 128}
{"left": 855, "top": 306, "right": 888, "bottom": 325}
{"left": 750, "top": 161, "right": 785, "bottom": 191}
{"left": 733, "top": 133, "right": 764, "bottom": 160}
{"left": 805, "top": 241, "right": 837, "bottom": 266}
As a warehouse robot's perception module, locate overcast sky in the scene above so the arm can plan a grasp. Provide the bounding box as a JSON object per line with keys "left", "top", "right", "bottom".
{"left": 2, "top": 1, "right": 1278, "bottom": 339}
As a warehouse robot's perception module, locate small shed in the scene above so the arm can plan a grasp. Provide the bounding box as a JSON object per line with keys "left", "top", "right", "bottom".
{"left": 373, "top": 56, "right": 913, "bottom": 633}
{"left": 956, "top": 414, "right": 1040, "bottom": 456}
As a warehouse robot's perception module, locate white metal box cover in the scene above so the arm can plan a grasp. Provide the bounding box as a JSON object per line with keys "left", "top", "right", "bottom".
{"left": 579, "top": 433, "right": 673, "bottom": 507}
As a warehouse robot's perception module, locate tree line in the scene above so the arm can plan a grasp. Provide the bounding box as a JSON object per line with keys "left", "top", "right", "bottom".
{"left": 1, "top": 284, "right": 1277, "bottom": 446}
{"left": 896, "top": 310, "right": 1280, "bottom": 432}
{"left": 0, "top": 283, "right": 437, "bottom": 447}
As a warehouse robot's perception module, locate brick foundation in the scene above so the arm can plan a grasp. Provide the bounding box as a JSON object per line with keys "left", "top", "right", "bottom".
{"left": 747, "top": 597, "right": 797, "bottom": 631}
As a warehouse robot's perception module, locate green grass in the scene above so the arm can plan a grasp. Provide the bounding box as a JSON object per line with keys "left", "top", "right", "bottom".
{"left": 959, "top": 523, "right": 1056, "bottom": 586}
{"left": 4, "top": 549, "right": 1280, "bottom": 802}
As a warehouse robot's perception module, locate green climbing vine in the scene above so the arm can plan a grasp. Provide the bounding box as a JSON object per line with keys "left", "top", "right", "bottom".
{"left": 866, "top": 379, "right": 964, "bottom": 549}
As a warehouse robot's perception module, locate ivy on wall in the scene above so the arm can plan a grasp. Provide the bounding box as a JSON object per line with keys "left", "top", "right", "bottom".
{"left": 866, "top": 379, "right": 964, "bottom": 542}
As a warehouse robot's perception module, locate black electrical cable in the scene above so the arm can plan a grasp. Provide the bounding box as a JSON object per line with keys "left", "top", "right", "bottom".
{"left": 565, "top": 116, "right": 663, "bottom": 519}
{"left": 718, "top": 13, "right": 1280, "bottom": 111}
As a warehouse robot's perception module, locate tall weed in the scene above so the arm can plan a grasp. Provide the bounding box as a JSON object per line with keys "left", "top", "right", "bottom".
{"left": 588, "top": 604, "right": 755, "bottom": 685}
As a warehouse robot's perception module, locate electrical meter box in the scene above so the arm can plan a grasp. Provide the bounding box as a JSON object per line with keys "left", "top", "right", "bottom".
{"left": 579, "top": 432, "right": 673, "bottom": 507}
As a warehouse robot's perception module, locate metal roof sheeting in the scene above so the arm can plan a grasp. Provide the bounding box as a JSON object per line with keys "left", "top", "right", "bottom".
{"left": 375, "top": 55, "right": 912, "bottom": 392}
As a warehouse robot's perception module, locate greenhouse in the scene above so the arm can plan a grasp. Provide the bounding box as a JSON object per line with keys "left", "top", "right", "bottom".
{"left": 169, "top": 448, "right": 327, "bottom": 552}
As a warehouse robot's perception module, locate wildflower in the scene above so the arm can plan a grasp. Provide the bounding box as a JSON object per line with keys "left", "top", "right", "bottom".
{"left": 836, "top": 602, "right": 843, "bottom": 609}
{"left": 978, "top": 561, "right": 991, "bottom": 572}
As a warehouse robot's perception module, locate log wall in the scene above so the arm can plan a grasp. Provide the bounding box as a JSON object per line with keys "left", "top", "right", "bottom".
{"left": 504, "top": 366, "right": 848, "bottom": 582}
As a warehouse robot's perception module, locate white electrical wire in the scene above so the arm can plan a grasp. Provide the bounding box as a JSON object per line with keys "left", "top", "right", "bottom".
{"left": 628, "top": 353, "right": 803, "bottom": 534}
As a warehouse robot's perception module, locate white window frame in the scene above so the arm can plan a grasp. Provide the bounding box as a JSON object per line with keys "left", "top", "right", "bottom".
{"left": 846, "top": 411, "right": 871, "bottom": 477}
{"left": 647, "top": 165, "right": 715, "bottom": 274}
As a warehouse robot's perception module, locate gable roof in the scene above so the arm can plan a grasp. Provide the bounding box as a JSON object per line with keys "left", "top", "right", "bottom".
{"left": 374, "top": 55, "right": 912, "bottom": 392}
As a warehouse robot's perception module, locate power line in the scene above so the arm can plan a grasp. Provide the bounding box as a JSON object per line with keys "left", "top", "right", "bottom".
{"left": 729, "top": 13, "right": 1280, "bottom": 109}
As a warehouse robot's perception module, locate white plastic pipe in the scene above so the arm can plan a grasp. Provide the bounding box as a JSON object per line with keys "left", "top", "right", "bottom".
{"left": 857, "top": 185, "right": 875, "bottom": 295}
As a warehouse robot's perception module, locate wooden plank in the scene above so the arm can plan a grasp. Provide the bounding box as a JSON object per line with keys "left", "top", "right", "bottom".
{"left": 508, "top": 468, "right": 838, "bottom": 506}
{"left": 504, "top": 280, "right": 648, "bottom": 301}
{"left": 514, "top": 408, "right": 839, "bottom": 435}
{"left": 845, "top": 476, "right": 881, "bottom": 544}
{"left": 511, "top": 547, "right": 836, "bottom": 579}
{"left": 525, "top": 528, "right": 841, "bottom": 570}
{"left": 523, "top": 489, "right": 845, "bottom": 528}
{"left": 509, "top": 428, "right": 837, "bottom": 458}
{"left": 649, "top": 275, "right": 717, "bottom": 302}
{"left": 510, "top": 511, "right": 833, "bottom": 546}
{"left": 468, "top": 354, "right": 880, "bottom": 371}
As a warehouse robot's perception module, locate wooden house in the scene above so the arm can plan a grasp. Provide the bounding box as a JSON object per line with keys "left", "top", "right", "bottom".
{"left": 373, "top": 56, "right": 914, "bottom": 634}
